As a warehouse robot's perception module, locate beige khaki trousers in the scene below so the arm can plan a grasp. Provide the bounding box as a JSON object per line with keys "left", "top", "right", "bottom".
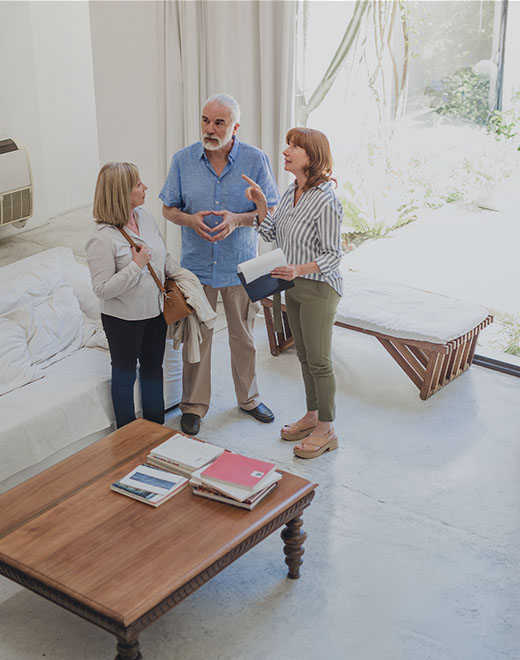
{"left": 180, "top": 284, "right": 260, "bottom": 418}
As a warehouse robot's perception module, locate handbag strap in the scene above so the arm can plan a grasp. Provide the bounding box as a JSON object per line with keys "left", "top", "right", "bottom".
{"left": 118, "top": 227, "right": 166, "bottom": 295}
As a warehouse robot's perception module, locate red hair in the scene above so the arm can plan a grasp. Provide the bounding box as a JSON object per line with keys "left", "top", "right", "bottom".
{"left": 286, "top": 127, "right": 336, "bottom": 191}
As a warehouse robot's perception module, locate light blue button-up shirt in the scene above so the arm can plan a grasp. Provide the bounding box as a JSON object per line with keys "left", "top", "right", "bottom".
{"left": 159, "top": 137, "right": 280, "bottom": 287}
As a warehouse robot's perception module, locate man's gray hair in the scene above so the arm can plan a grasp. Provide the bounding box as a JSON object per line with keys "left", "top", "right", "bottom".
{"left": 204, "top": 94, "right": 241, "bottom": 125}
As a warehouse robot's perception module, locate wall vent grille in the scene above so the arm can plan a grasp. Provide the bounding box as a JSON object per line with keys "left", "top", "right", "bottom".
{"left": 1, "top": 188, "right": 32, "bottom": 225}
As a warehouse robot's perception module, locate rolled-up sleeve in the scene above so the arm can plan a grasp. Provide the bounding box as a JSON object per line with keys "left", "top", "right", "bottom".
{"left": 159, "top": 154, "right": 182, "bottom": 208}
{"left": 254, "top": 211, "right": 277, "bottom": 243}
{"left": 314, "top": 200, "right": 343, "bottom": 275}
{"left": 86, "top": 234, "right": 143, "bottom": 300}
{"left": 257, "top": 153, "right": 280, "bottom": 207}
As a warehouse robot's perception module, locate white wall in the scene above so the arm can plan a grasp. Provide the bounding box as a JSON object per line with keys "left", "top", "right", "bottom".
{"left": 89, "top": 0, "right": 166, "bottom": 232}
{"left": 30, "top": 1, "right": 99, "bottom": 218}
{"left": 0, "top": 1, "right": 99, "bottom": 234}
{"left": 0, "top": 1, "right": 48, "bottom": 231}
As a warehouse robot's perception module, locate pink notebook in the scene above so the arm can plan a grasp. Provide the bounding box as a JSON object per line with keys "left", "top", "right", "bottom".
{"left": 200, "top": 452, "right": 276, "bottom": 490}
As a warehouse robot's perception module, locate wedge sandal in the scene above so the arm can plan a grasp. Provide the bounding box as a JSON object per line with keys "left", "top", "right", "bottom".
{"left": 293, "top": 430, "right": 338, "bottom": 459}
{"left": 280, "top": 419, "right": 318, "bottom": 442}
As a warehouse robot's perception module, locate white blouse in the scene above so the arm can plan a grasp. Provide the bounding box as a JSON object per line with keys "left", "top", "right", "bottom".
{"left": 86, "top": 206, "right": 183, "bottom": 321}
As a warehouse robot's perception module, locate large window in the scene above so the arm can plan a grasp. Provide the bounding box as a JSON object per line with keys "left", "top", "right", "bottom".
{"left": 297, "top": 0, "right": 520, "bottom": 367}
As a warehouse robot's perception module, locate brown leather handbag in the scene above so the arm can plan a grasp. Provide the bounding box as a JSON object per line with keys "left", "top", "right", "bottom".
{"left": 119, "top": 228, "right": 193, "bottom": 325}
{"left": 162, "top": 277, "right": 193, "bottom": 324}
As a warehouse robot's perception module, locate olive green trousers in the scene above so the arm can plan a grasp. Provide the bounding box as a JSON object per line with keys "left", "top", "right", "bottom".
{"left": 285, "top": 278, "right": 341, "bottom": 422}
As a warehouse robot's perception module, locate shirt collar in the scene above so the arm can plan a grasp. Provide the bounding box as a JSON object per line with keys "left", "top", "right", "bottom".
{"left": 227, "top": 135, "right": 240, "bottom": 162}
{"left": 197, "top": 135, "right": 240, "bottom": 163}
{"left": 317, "top": 180, "right": 331, "bottom": 191}
{"left": 292, "top": 179, "right": 331, "bottom": 193}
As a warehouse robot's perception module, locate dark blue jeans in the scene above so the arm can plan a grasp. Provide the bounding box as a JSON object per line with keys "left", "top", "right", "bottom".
{"left": 101, "top": 313, "right": 167, "bottom": 428}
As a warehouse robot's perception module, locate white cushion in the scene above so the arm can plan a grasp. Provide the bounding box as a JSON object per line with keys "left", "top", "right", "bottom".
{"left": 0, "top": 317, "right": 43, "bottom": 396}
{"left": 82, "top": 314, "right": 109, "bottom": 349}
{"left": 337, "top": 271, "right": 489, "bottom": 344}
{"left": 63, "top": 262, "right": 101, "bottom": 321}
{"left": 0, "top": 347, "right": 113, "bottom": 484}
{"left": 164, "top": 340, "right": 182, "bottom": 409}
{"left": 0, "top": 246, "right": 75, "bottom": 284}
{"left": 0, "top": 246, "right": 100, "bottom": 320}
{"left": 5, "top": 283, "right": 84, "bottom": 368}
{"left": 0, "top": 252, "right": 63, "bottom": 316}
{"left": 0, "top": 343, "right": 182, "bottom": 485}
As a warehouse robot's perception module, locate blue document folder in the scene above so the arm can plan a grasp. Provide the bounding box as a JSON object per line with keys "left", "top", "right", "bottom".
{"left": 237, "top": 249, "right": 294, "bottom": 302}
{"left": 237, "top": 271, "right": 294, "bottom": 302}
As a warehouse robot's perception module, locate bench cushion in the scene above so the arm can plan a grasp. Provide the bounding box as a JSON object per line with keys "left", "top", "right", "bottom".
{"left": 337, "top": 272, "right": 489, "bottom": 344}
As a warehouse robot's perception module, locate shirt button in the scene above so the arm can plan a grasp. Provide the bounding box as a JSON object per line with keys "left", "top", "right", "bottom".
{"left": 215, "top": 201, "right": 220, "bottom": 204}
{"left": 214, "top": 261, "right": 217, "bottom": 264}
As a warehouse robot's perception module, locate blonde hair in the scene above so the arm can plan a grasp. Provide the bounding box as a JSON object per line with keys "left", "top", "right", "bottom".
{"left": 286, "top": 127, "right": 336, "bottom": 192}
{"left": 93, "top": 162, "right": 139, "bottom": 227}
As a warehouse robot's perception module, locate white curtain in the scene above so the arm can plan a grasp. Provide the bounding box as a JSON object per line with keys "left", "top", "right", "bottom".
{"left": 161, "top": 0, "right": 296, "bottom": 257}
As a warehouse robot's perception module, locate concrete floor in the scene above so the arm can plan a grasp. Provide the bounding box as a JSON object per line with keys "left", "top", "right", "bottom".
{"left": 1, "top": 209, "right": 520, "bottom": 660}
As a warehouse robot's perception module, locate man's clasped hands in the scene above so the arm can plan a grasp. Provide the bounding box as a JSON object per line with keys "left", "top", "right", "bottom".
{"left": 188, "top": 209, "right": 242, "bottom": 242}
{"left": 189, "top": 172, "right": 265, "bottom": 243}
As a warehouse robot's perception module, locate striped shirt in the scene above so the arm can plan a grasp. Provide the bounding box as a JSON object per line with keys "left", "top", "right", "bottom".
{"left": 256, "top": 180, "right": 343, "bottom": 296}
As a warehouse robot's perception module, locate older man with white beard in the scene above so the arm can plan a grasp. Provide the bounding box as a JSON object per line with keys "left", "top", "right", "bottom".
{"left": 160, "top": 93, "right": 280, "bottom": 436}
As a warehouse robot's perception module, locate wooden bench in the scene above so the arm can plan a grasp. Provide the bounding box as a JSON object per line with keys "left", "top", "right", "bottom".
{"left": 261, "top": 273, "right": 493, "bottom": 401}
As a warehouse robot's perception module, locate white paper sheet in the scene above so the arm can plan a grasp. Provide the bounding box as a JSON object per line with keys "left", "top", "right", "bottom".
{"left": 237, "top": 248, "right": 287, "bottom": 283}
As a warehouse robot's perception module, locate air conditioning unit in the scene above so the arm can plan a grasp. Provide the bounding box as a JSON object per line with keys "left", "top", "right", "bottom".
{"left": 0, "top": 138, "right": 33, "bottom": 228}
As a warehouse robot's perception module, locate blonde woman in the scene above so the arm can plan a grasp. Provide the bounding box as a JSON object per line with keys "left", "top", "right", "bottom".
{"left": 86, "top": 162, "right": 185, "bottom": 428}
{"left": 243, "top": 128, "right": 343, "bottom": 459}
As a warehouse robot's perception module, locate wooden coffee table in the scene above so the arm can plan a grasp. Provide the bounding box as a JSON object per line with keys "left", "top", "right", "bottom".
{"left": 0, "top": 419, "right": 317, "bottom": 659}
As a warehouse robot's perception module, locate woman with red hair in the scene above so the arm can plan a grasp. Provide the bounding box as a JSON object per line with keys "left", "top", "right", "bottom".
{"left": 243, "top": 127, "right": 343, "bottom": 459}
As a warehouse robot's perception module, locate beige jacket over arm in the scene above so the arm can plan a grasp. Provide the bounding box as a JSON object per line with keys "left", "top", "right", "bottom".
{"left": 169, "top": 272, "right": 218, "bottom": 363}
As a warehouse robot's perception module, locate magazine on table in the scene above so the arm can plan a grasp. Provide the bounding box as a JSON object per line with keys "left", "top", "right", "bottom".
{"left": 199, "top": 452, "right": 277, "bottom": 492}
{"left": 191, "top": 481, "right": 279, "bottom": 511}
{"left": 190, "top": 450, "right": 282, "bottom": 509}
{"left": 191, "top": 463, "right": 281, "bottom": 502}
{"left": 147, "top": 433, "right": 225, "bottom": 477}
{"left": 111, "top": 463, "right": 189, "bottom": 507}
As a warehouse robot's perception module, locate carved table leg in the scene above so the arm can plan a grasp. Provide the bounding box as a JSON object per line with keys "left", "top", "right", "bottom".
{"left": 281, "top": 516, "right": 307, "bottom": 579}
{"left": 115, "top": 638, "right": 142, "bottom": 660}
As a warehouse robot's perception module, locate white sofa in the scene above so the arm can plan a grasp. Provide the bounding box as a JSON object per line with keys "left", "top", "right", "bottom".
{"left": 0, "top": 247, "right": 182, "bottom": 493}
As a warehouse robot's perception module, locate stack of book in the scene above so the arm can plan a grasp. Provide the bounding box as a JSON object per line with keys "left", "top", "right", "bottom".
{"left": 190, "top": 452, "right": 282, "bottom": 510}
{"left": 111, "top": 463, "right": 189, "bottom": 507}
{"left": 146, "top": 433, "right": 225, "bottom": 478}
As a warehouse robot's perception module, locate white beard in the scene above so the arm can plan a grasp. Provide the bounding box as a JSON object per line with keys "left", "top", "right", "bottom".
{"left": 202, "top": 124, "right": 234, "bottom": 151}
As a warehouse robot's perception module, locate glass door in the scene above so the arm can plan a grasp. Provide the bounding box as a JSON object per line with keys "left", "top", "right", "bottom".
{"left": 296, "top": 0, "right": 519, "bottom": 373}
